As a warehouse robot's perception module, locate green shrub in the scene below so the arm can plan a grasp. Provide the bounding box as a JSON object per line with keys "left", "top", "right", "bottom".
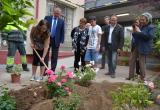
{"left": 123, "top": 37, "right": 131, "bottom": 52}
{"left": 111, "top": 83, "right": 153, "bottom": 110}
{"left": 0, "top": 87, "right": 16, "bottom": 110}
{"left": 75, "top": 65, "right": 96, "bottom": 87}
{"left": 155, "top": 20, "right": 160, "bottom": 40}
{"left": 153, "top": 20, "right": 160, "bottom": 55}
{"left": 11, "top": 64, "right": 22, "bottom": 75}
{"left": 53, "top": 94, "right": 81, "bottom": 110}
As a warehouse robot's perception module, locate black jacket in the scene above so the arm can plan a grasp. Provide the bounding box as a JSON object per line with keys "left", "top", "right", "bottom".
{"left": 102, "top": 24, "right": 124, "bottom": 50}
{"left": 71, "top": 26, "right": 89, "bottom": 53}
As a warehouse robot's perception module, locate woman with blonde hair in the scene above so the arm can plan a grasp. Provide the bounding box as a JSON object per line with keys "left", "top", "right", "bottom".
{"left": 71, "top": 18, "right": 89, "bottom": 72}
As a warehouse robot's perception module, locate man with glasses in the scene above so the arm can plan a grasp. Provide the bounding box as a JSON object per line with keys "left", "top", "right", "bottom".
{"left": 44, "top": 7, "right": 65, "bottom": 72}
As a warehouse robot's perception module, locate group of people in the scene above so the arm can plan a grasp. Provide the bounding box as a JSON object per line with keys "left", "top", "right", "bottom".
{"left": 5, "top": 6, "right": 155, "bottom": 82}
{"left": 71, "top": 12, "right": 155, "bottom": 80}
{"left": 71, "top": 14, "right": 124, "bottom": 78}
{"left": 29, "top": 7, "right": 64, "bottom": 81}
{"left": 29, "top": 7, "right": 124, "bottom": 81}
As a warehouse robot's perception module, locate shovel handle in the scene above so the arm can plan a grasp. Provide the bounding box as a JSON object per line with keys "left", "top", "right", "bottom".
{"left": 33, "top": 48, "right": 49, "bottom": 70}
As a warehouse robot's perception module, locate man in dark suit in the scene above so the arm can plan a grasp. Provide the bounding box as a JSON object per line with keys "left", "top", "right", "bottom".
{"left": 102, "top": 15, "right": 124, "bottom": 78}
{"left": 44, "top": 7, "right": 65, "bottom": 71}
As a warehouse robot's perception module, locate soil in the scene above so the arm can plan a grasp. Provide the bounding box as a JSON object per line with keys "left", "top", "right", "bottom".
{"left": 10, "top": 81, "right": 160, "bottom": 110}
{"left": 9, "top": 83, "right": 48, "bottom": 110}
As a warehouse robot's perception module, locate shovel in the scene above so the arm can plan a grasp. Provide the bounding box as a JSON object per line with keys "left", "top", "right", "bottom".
{"left": 33, "top": 48, "right": 49, "bottom": 70}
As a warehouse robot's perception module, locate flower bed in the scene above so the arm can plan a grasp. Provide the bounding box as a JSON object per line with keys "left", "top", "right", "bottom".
{"left": 5, "top": 81, "right": 159, "bottom": 110}
{"left": 2, "top": 65, "right": 160, "bottom": 110}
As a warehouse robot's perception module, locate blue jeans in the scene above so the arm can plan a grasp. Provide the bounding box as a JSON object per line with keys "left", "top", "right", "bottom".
{"left": 107, "top": 46, "right": 117, "bottom": 74}
{"left": 85, "top": 49, "right": 99, "bottom": 63}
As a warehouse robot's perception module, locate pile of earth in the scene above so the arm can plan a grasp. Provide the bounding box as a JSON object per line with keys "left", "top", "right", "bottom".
{"left": 10, "top": 81, "right": 160, "bottom": 110}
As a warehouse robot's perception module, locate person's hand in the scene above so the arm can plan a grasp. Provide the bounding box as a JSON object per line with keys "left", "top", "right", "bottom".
{"left": 41, "top": 57, "right": 44, "bottom": 62}
{"left": 72, "top": 49, "right": 75, "bottom": 53}
{"left": 96, "top": 46, "right": 100, "bottom": 52}
{"left": 60, "top": 43, "right": 63, "bottom": 47}
{"left": 30, "top": 43, "right": 34, "bottom": 48}
{"left": 80, "top": 52, "right": 84, "bottom": 55}
{"left": 117, "top": 48, "right": 121, "bottom": 56}
{"left": 135, "top": 26, "right": 141, "bottom": 32}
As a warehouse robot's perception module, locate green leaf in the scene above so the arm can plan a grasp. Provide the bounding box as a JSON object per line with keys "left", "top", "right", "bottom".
{"left": 25, "top": 1, "right": 34, "bottom": 8}
{"left": 0, "top": 0, "right": 34, "bottom": 31}
{"left": 19, "top": 9, "right": 33, "bottom": 16}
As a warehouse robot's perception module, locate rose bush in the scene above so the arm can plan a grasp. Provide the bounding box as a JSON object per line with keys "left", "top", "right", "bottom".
{"left": 45, "top": 65, "right": 74, "bottom": 98}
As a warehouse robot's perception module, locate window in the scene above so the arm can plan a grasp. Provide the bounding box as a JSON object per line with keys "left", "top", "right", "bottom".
{"left": 47, "top": 0, "right": 74, "bottom": 44}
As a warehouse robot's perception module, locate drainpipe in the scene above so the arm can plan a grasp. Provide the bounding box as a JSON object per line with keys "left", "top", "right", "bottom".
{"left": 0, "top": 32, "right": 1, "bottom": 49}
{"left": 35, "top": 0, "right": 39, "bottom": 19}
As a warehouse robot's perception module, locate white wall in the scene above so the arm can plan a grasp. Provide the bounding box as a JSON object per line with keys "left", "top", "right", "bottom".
{"left": 73, "top": 5, "right": 84, "bottom": 27}
{"left": 38, "top": 0, "right": 47, "bottom": 21}
{"left": 26, "top": 0, "right": 36, "bottom": 54}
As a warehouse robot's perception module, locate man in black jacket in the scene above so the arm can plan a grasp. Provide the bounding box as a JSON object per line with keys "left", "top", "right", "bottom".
{"left": 102, "top": 15, "right": 124, "bottom": 78}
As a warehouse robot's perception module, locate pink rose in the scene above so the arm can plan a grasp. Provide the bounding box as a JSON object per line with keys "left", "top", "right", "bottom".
{"left": 144, "top": 81, "right": 155, "bottom": 90}
{"left": 64, "top": 87, "right": 69, "bottom": 91}
{"left": 68, "top": 91, "right": 72, "bottom": 95}
{"left": 148, "top": 82, "right": 154, "bottom": 90}
{"left": 60, "top": 65, "right": 66, "bottom": 70}
{"left": 45, "top": 69, "right": 54, "bottom": 75}
{"left": 61, "top": 78, "right": 67, "bottom": 83}
{"left": 56, "top": 82, "right": 62, "bottom": 87}
{"left": 48, "top": 75, "right": 57, "bottom": 83}
{"left": 66, "top": 71, "right": 73, "bottom": 78}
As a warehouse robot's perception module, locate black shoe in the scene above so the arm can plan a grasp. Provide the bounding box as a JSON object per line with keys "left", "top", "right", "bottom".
{"left": 126, "top": 77, "right": 131, "bottom": 80}
{"left": 126, "top": 77, "right": 134, "bottom": 80}
{"left": 22, "top": 64, "right": 29, "bottom": 71}
{"left": 105, "top": 72, "right": 111, "bottom": 75}
{"left": 100, "top": 67, "right": 105, "bottom": 69}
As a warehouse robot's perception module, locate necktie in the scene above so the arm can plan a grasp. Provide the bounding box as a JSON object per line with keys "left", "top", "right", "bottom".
{"left": 51, "top": 17, "right": 57, "bottom": 38}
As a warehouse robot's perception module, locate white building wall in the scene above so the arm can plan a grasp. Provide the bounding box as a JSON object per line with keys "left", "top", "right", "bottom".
{"left": 38, "top": 0, "right": 47, "bottom": 20}
{"left": 26, "top": 0, "right": 36, "bottom": 54}
{"left": 73, "top": 5, "right": 85, "bottom": 28}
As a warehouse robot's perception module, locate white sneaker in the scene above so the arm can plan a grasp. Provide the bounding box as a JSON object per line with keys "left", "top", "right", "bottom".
{"left": 95, "top": 68, "right": 99, "bottom": 73}
{"left": 30, "top": 76, "right": 36, "bottom": 81}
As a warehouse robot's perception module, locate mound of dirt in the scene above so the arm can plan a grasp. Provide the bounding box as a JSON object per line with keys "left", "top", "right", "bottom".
{"left": 10, "top": 83, "right": 48, "bottom": 110}
{"left": 74, "top": 82, "right": 122, "bottom": 110}
{"left": 10, "top": 81, "right": 160, "bottom": 110}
